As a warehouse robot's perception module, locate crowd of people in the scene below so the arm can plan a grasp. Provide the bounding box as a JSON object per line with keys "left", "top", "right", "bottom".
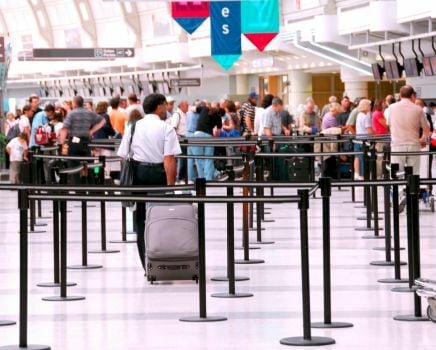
{"left": 2, "top": 87, "right": 435, "bottom": 185}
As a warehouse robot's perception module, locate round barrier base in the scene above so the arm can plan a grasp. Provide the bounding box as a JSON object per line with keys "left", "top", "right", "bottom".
{"left": 370, "top": 261, "right": 407, "bottom": 266}
{"left": 250, "top": 241, "right": 275, "bottom": 245}
{"left": 26, "top": 230, "right": 46, "bottom": 234}
{"left": 37, "top": 282, "right": 76, "bottom": 288}
{"left": 280, "top": 336, "right": 335, "bottom": 346}
{"left": 73, "top": 204, "right": 96, "bottom": 208}
{"left": 378, "top": 278, "right": 409, "bottom": 284}
{"left": 394, "top": 314, "right": 429, "bottom": 322}
{"left": 42, "top": 295, "right": 85, "bottom": 302}
{"left": 179, "top": 315, "right": 227, "bottom": 322}
{"left": 357, "top": 216, "right": 383, "bottom": 221}
{"left": 373, "top": 246, "right": 405, "bottom": 251}
{"left": 235, "top": 246, "right": 261, "bottom": 250}
{"left": 391, "top": 286, "right": 414, "bottom": 293}
{"left": 0, "top": 344, "right": 51, "bottom": 349}
{"left": 0, "top": 320, "right": 16, "bottom": 326}
{"left": 235, "top": 259, "right": 265, "bottom": 265}
{"left": 355, "top": 227, "right": 376, "bottom": 232}
{"left": 211, "top": 292, "right": 253, "bottom": 298}
{"left": 211, "top": 276, "right": 250, "bottom": 282}
{"left": 88, "top": 250, "right": 120, "bottom": 254}
{"left": 237, "top": 228, "right": 266, "bottom": 231}
{"left": 29, "top": 222, "right": 48, "bottom": 227}
{"left": 67, "top": 264, "right": 103, "bottom": 270}
{"left": 361, "top": 235, "right": 385, "bottom": 239}
{"left": 343, "top": 201, "right": 363, "bottom": 204}
{"left": 311, "top": 321, "right": 353, "bottom": 329}
{"left": 109, "top": 240, "right": 137, "bottom": 244}
{"left": 261, "top": 219, "right": 275, "bottom": 223}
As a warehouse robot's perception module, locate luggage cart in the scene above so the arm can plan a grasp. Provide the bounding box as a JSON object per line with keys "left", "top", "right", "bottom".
{"left": 415, "top": 278, "right": 436, "bottom": 322}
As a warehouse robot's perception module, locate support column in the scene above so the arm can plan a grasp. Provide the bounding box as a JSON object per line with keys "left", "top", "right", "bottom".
{"left": 289, "top": 71, "right": 312, "bottom": 116}
{"left": 236, "top": 74, "right": 249, "bottom": 95}
{"left": 341, "top": 66, "right": 369, "bottom": 100}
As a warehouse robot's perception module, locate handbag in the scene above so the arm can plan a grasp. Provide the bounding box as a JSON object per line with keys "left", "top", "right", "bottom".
{"left": 120, "top": 123, "right": 136, "bottom": 208}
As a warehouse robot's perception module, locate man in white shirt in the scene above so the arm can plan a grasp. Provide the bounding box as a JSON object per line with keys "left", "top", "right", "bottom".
{"left": 170, "top": 100, "right": 189, "bottom": 182}
{"left": 19, "top": 104, "right": 33, "bottom": 141}
{"left": 117, "top": 93, "right": 181, "bottom": 270}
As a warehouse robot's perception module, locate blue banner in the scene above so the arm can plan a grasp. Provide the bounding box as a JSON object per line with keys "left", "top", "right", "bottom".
{"left": 210, "top": 1, "right": 241, "bottom": 69}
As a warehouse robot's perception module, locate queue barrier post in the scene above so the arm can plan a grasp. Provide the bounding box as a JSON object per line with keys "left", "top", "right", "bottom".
{"left": 312, "top": 178, "right": 353, "bottom": 329}
{"left": 0, "top": 189, "right": 51, "bottom": 350}
{"left": 110, "top": 206, "right": 137, "bottom": 244}
{"left": 211, "top": 168, "right": 252, "bottom": 298}
{"left": 27, "top": 151, "right": 46, "bottom": 233}
{"left": 235, "top": 153, "right": 264, "bottom": 265}
{"left": 180, "top": 178, "right": 227, "bottom": 322}
{"left": 251, "top": 155, "right": 274, "bottom": 245}
{"left": 42, "top": 196, "right": 85, "bottom": 302}
{"left": 355, "top": 144, "right": 374, "bottom": 232}
{"left": 280, "top": 189, "right": 335, "bottom": 346}
{"left": 379, "top": 163, "right": 408, "bottom": 284}
{"left": 394, "top": 175, "right": 429, "bottom": 322}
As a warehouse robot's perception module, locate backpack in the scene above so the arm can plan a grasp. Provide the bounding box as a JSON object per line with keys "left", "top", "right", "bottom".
{"left": 34, "top": 125, "right": 51, "bottom": 145}
{"left": 6, "top": 124, "right": 20, "bottom": 142}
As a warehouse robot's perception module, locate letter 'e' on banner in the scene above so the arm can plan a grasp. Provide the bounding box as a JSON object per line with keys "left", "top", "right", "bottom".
{"left": 210, "top": 1, "right": 241, "bottom": 70}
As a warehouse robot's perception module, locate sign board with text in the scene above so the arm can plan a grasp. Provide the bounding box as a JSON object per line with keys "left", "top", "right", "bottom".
{"left": 33, "top": 48, "right": 135, "bottom": 59}
{"left": 169, "top": 78, "right": 201, "bottom": 88}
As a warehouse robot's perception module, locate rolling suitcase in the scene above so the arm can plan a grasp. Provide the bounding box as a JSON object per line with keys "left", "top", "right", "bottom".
{"left": 273, "top": 143, "right": 311, "bottom": 182}
{"left": 145, "top": 204, "right": 198, "bottom": 284}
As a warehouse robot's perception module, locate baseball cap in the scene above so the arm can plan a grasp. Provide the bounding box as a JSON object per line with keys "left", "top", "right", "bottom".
{"left": 249, "top": 92, "right": 258, "bottom": 99}
{"left": 166, "top": 96, "right": 176, "bottom": 103}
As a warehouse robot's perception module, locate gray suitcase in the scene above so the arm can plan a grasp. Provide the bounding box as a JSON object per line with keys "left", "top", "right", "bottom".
{"left": 145, "top": 204, "right": 198, "bottom": 283}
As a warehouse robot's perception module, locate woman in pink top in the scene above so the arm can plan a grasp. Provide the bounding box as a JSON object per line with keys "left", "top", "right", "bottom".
{"left": 372, "top": 99, "right": 388, "bottom": 178}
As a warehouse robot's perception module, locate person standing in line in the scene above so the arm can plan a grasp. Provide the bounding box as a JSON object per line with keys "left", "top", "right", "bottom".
{"left": 59, "top": 96, "right": 106, "bottom": 183}
{"left": 240, "top": 92, "right": 258, "bottom": 136}
{"left": 6, "top": 132, "right": 28, "bottom": 184}
{"left": 354, "top": 99, "right": 374, "bottom": 180}
{"left": 109, "top": 96, "right": 127, "bottom": 138}
{"left": 185, "top": 101, "right": 202, "bottom": 183}
{"left": 389, "top": 85, "right": 430, "bottom": 175}
{"left": 18, "top": 104, "right": 33, "bottom": 142}
{"left": 169, "top": 100, "right": 189, "bottom": 183}
{"left": 4, "top": 112, "right": 17, "bottom": 169}
{"left": 117, "top": 93, "right": 181, "bottom": 270}
{"left": 371, "top": 99, "right": 389, "bottom": 178}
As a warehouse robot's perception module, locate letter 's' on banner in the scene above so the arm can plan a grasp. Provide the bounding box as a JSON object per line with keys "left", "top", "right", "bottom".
{"left": 210, "top": 1, "right": 241, "bottom": 70}
{"left": 171, "top": 1, "right": 210, "bottom": 35}
{"left": 242, "top": 0, "right": 279, "bottom": 51}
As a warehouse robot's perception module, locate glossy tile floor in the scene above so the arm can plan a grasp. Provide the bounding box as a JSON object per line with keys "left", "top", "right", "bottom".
{"left": 0, "top": 186, "right": 435, "bottom": 350}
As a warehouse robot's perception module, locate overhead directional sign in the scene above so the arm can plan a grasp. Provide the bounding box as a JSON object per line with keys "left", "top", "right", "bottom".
{"left": 169, "top": 78, "right": 201, "bottom": 88}
{"left": 0, "top": 37, "right": 5, "bottom": 63}
{"left": 32, "top": 48, "right": 135, "bottom": 59}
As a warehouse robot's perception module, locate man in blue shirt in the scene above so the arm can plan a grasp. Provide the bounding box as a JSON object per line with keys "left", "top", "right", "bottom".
{"left": 29, "top": 103, "right": 55, "bottom": 149}
{"left": 185, "top": 101, "right": 201, "bottom": 183}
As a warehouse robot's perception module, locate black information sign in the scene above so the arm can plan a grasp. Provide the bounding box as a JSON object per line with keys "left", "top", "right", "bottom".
{"left": 33, "top": 48, "right": 135, "bottom": 59}
{"left": 169, "top": 78, "right": 201, "bottom": 88}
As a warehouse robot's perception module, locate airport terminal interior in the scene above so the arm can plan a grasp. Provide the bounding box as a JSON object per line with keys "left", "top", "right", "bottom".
{"left": 0, "top": 0, "right": 436, "bottom": 349}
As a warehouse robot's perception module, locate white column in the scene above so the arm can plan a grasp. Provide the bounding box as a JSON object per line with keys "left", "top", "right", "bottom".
{"left": 343, "top": 81, "right": 368, "bottom": 101}
{"left": 288, "top": 70, "right": 312, "bottom": 116}
{"left": 236, "top": 74, "right": 249, "bottom": 95}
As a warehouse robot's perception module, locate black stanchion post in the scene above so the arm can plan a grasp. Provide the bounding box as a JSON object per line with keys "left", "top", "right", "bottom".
{"left": 180, "top": 178, "right": 227, "bottom": 322}
{"left": 355, "top": 144, "right": 375, "bottom": 232}
{"left": 380, "top": 163, "right": 408, "bottom": 284}
{"left": 280, "top": 189, "right": 335, "bottom": 346}
{"left": 110, "top": 206, "right": 137, "bottom": 244}
{"left": 211, "top": 168, "right": 252, "bottom": 297}
{"left": 394, "top": 175, "right": 429, "bottom": 322}
{"left": 27, "top": 151, "right": 45, "bottom": 233}
{"left": 0, "top": 190, "right": 51, "bottom": 349}
{"left": 248, "top": 158, "right": 254, "bottom": 229}
{"left": 363, "top": 145, "right": 384, "bottom": 240}
{"left": 235, "top": 154, "right": 264, "bottom": 265}
{"left": 42, "top": 198, "right": 85, "bottom": 302}
{"left": 312, "top": 178, "right": 353, "bottom": 329}
{"left": 251, "top": 155, "right": 274, "bottom": 245}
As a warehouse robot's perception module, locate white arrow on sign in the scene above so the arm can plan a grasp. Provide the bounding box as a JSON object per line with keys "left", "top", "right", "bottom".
{"left": 126, "top": 49, "right": 133, "bottom": 57}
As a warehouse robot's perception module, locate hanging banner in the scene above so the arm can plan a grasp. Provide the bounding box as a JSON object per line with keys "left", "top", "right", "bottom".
{"left": 241, "top": 0, "right": 279, "bottom": 51}
{"left": 171, "top": 1, "right": 210, "bottom": 35}
{"left": 210, "top": 1, "right": 241, "bottom": 70}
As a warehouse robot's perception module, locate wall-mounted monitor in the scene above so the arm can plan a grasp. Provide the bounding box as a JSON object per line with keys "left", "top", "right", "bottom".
{"left": 385, "top": 60, "right": 403, "bottom": 80}
{"left": 422, "top": 57, "right": 433, "bottom": 76}
{"left": 403, "top": 58, "right": 422, "bottom": 77}
{"left": 371, "top": 63, "right": 384, "bottom": 81}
